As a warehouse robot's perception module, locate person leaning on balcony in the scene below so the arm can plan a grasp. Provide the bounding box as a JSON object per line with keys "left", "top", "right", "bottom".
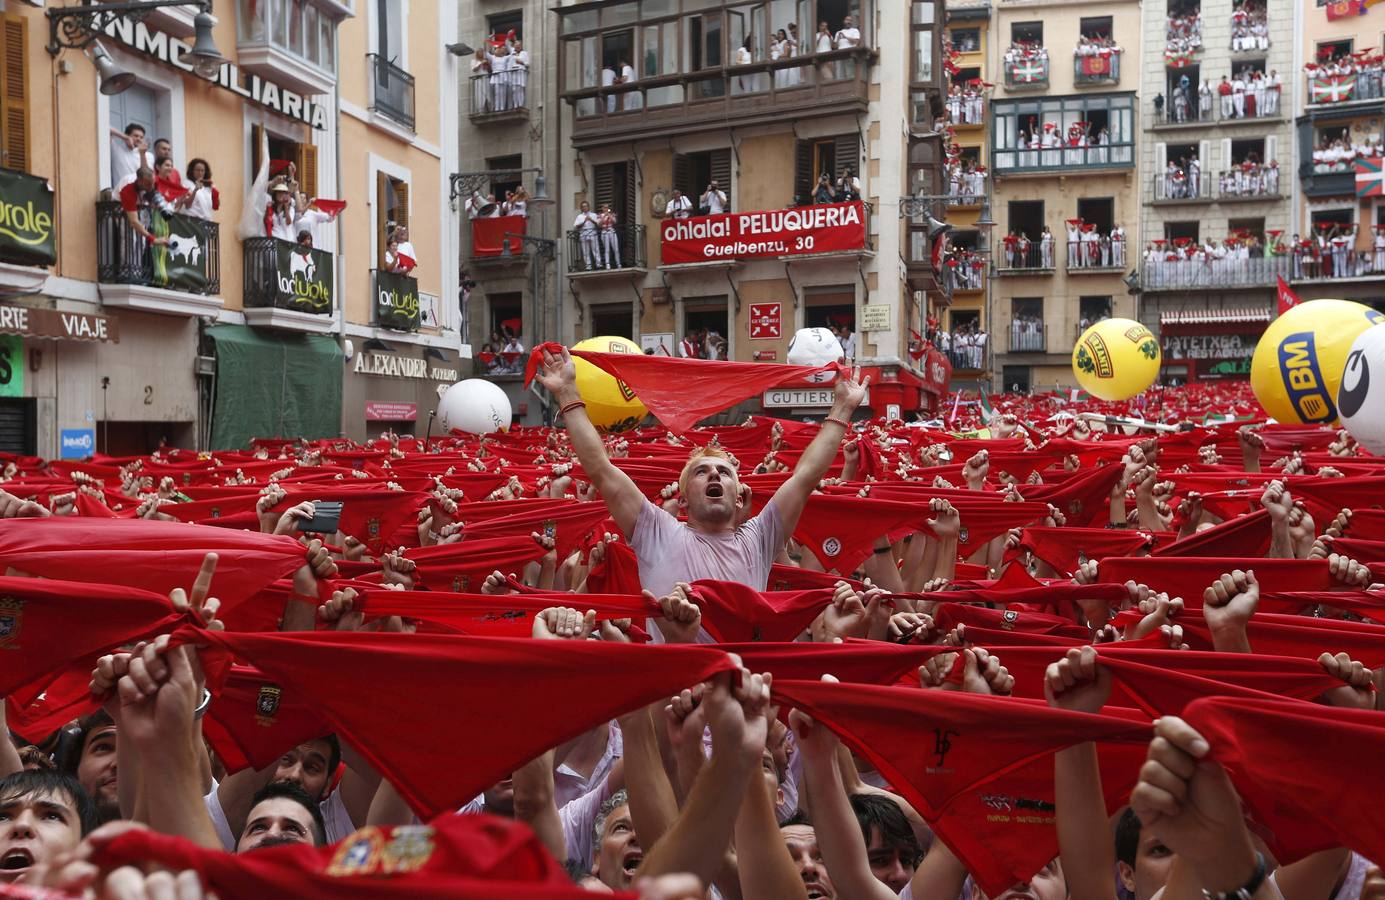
{"left": 598, "top": 204, "right": 621, "bottom": 269}
{"left": 182, "top": 159, "right": 219, "bottom": 221}
{"left": 110, "top": 123, "right": 153, "bottom": 191}
{"left": 574, "top": 201, "right": 602, "bottom": 270}
{"left": 118, "top": 167, "right": 172, "bottom": 247}
{"left": 266, "top": 182, "right": 299, "bottom": 241}
{"left": 385, "top": 226, "right": 418, "bottom": 276}
{"left": 665, "top": 189, "right": 693, "bottom": 219}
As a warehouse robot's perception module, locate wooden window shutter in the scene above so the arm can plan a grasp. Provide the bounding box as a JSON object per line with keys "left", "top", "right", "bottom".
{"left": 251, "top": 124, "right": 264, "bottom": 176}
{"left": 672, "top": 153, "right": 691, "bottom": 200}
{"left": 623, "top": 161, "right": 637, "bottom": 225}
{"left": 393, "top": 180, "right": 409, "bottom": 231}
{"left": 709, "top": 148, "right": 731, "bottom": 209}
{"left": 793, "top": 140, "right": 813, "bottom": 206}
{"left": 297, "top": 141, "right": 319, "bottom": 197}
{"left": 376, "top": 171, "right": 390, "bottom": 266}
{"left": 0, "top": 15, "right": 29, "bottom": 173}
{"left": 834, "top": 132, "right": 860, "bottom": 178}
{"left": 593, "top": 163, "right": 616, "bottom": 210}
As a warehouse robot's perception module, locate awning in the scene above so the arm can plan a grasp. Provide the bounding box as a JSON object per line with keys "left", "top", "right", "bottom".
{"left": 0, "top": 305, "right": 117, "bottom": 342}
{"left": 207, "top": 324, "right": 342, "bottom": 449}
{"left": 1159, "top": 307, "right": 1271, "bottom": 327}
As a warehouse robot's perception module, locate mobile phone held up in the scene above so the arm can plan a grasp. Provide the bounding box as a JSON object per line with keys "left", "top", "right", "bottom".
{"left": 296, "top": 500, "right": 343, "bottom": 535}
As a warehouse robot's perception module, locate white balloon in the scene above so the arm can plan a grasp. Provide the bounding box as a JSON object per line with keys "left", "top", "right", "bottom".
{"left": 787, "top": 327, "right": 842, "bottom": 383}
{"left": 1339, "top": 324, "right": 1385, "bottom": 454}
{"left": 437, "top": 378, "right": 512, "bottom": 435}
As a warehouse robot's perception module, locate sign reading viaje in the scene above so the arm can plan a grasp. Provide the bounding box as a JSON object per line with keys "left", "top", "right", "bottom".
{"left": 376, "top": 271, "right": 421, "bottom": 332}
{"left": 0, "top": 169, "right": 56, "bottom": 267}
{"left": 661, "top": 201, "right": 866, "bottom": 265}
{"left": 276, "top": 242, "right": 334, "bottom": 313}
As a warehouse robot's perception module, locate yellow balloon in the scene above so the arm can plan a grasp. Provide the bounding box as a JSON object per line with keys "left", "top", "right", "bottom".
{"left": 1250, "top": 299, "right": 1385, "bottom": 424}
{"left": 571, "top": 336, "right": 650, "bottom": 432}
{"left": 1071, "top": 318, "right": 1161, "bottom": 401}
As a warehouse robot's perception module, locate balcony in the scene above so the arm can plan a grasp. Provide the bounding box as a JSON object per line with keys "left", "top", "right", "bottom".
{"left": 374, "top": 270, "right": 421, "bottom": 332}
{"left": 1073, "top": 51, "right": 1120, "bottom": 86}
{"left": 368, "top": 54, "right": 416, "bottom": 131}
{"left": 994, "top": 238, "right": 1054, "bottom": 275}
{"left": 1003, "top": 51, "right": 1049, "bottom": 89}
{"left": 567, "top": 224, "right": 647, "bottom": 275}
{"left": 1148, "top": 96, "right": 1284, "bottom": 130}
{"left": 1215, "top": 169, "right": 1282, "bottom": 202}
{"left": 1299, "top": 167, "right": 1357, "bottom": 199}
{"left": 470, "top": 216, "right": 528, "bottom": 266}
{"left": 994, "top": 142, "right": 1135, "bottom": 174}
{"left": 1141, "top": 255, "right": 1290, "bottom": 292}
{"left": 1292, "top": 249, "right": 1385, "bottom": 284}
{"left": 1008, "top": 323, "right": 1048, "bottom": 353}
{"left": 96, "top": 201, "right": 222, "bottom": 317}
{"left": 235, "top": 0, "right": 338, "bottom": 97}
{"left": 562, "top": 47, "right": 873, "bottom": 149}
{"left": 1066, "top": 239, "right": 1128, "bottom": 274}
{"left": 943, "top": 258, "right": 986, "bottom": 295}
{"left": 1305, "top": 71, "right": 1383, "bottom": 108}
{"left": 469, "top": 71, "right": 529, "bottom": 123}
{"left": 241, "top": 237, "right": 335, "bottom": 333}
{"left": 0, "top": 170, "right": 55, "bottom": 292}
{"left": 941, "top": 333, "right": 989, "bottom": 372}
{"left": 1152, "top": 171, "right": 1212, "bottom": 204}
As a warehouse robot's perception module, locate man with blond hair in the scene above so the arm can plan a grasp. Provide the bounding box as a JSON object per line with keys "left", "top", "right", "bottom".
{"left": 533, "top": 345, "right": 868, "bottom": 640}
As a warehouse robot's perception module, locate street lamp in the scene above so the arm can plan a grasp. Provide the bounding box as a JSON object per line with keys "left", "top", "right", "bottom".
{"left": 48, "top": 2, "right": 225, "bottom": 84}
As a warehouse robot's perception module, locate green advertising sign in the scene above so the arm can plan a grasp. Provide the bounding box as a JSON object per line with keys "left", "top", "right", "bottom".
{"left": 275, "top": 242, "right": 334, "bottom": 314}
{"left": 150, "top": 210, "right": 210, "bottom": 292}
{"left": 375, "top": 270, "right": 421, "bottom": 331}
{"left": 0, "top": 169, "right": 56, "bottom": 268}
{"left": 0, "top": 335, "right": 22, "bottom": 398}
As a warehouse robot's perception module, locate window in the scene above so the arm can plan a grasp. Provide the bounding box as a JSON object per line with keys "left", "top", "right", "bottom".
{"left": 954, "top": 66, "right": 980, "bottom": 87}
{"left": 1001, "top": 365, "right": 1030, "bottom": 392}
{"left": 1229, "top": 138, "right": 1265, "bottom": 165}
{"left": 1011, "top": 22, "right": 1043, "bottom": 45}
{"left": 804, "top": 286, "right": 855, "bottom": 331}
{"left": 1079, "top": 296, "right": 1111, "bottom": 323}
{"left": 993, "top": 94, "right": 1135, "bottom": 171}
{"left": 487, "top": 293, "right": 523, "bottom": 346}
{"left": 376, "top": 172, "right": 409, "bottom": 268}
{"left": 914, "top": 14, "right": 937, "bottom": 83}
{"left": 950, "top": 27, "right": 980, "bottom": 52}
{"left": 949, "top": 309, "right": 980, "bottom": 330}
{"left": 1007, "top": 200, "right": 1043, "bottom": 240}
{"left": 590, "top": 303, "right": 634, "bottom": 338}
{"left": 674, "top": 149, "right": 732, "bottom": 209}
{"left": 376, "top": 0, "right": 402, "bottom": 65}
{"left": 251, "top": 125, "right": 318, "bottom": 196}
{"left": 794, "top": 134, "right": 859, "bottom": 206}
{"left": 594, "top": 161, "right": 638, "bottom": 227}
{"left": 1165, "top": 221, "right": 1199, "bottom": 243}
{"left": 1079, "top": 17, "right": 1112, "bottom": 40}
{"left": 1312, "top": 208, "right": 1354, "bottom": 231}
{"left": 0, "top": 14, "right": 27, "bottom": 173}
{"left": 684, "top": 296, "right": 729, "bottom": 360}
{"left": 1075, "top": 197, "right": 1113, "bottom": 232}
{"left": 486, "top": 154, "right": 522, "bottom": 202}
{"left": 1169, "top": 0, "right": 1199, "bottom": 16}
{"left": 237, "top": 0, "right": 336, "bottom": 72}
{"left": 1228, "top": 216, "right": 1264, "bottom": 237}
{"left": 1009, "top": 298, "right": 1044, "bottom": 351}
{"left": 487, "top": 10, "right": 525, "bottom": 41}
{"left": 1316, "top": 39, "right": 1353, "bottom": 64}
{"left": 1165, "top": 141, "right": 1197, "bottom": 167}
{"left": 1165, "top": 64, "right": 1199, "bottom": 101}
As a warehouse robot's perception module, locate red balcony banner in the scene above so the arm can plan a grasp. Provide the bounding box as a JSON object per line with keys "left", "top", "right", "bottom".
{"left": 1079, "top": 55, "right": 1113, "bottom": 76}
{"left": 660, "top": 201, "right": 866, "bottom": 265}
{"left": 471, "top": 215, "right": 526, "bottom": 256}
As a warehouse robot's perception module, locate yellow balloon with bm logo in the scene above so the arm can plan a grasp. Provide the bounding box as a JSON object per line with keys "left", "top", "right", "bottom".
{"left": 1071, "top": 318, "right": 1161, "bottom": 401}
{"left": 571, "top": 336, "right": 649, "bottom": 432}
{"left": 1250, "top": 299, "right": 1385, "bottom": 425}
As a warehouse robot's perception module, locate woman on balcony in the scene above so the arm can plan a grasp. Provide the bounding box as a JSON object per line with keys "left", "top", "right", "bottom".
{"left": 385, "top": 226, "right": 417, "bottom": 276}
{"left": 182, "top": 159, "right": 219, "bottom": 221}
{"left": 598, "top": 203, "right": 621, "bottom": 270}
{"left": 265, "top": 182, "right": 299, "bottom": 242}
{"left": 471, "top": 48, "right": 491, "bottom": 114}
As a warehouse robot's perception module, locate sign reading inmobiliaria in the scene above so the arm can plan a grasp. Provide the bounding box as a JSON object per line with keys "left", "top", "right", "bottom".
{"left": 660, "top": 201, "right": 866, "bottom": 265}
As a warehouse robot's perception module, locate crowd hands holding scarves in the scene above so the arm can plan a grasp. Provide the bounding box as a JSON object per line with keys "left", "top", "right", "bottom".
{"left": 0, "top": 347, "right": 1383, "bottom": 898}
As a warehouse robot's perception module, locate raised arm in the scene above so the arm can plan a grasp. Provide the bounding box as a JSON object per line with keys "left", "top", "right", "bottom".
{"left": 534, "top": 346, "right": 645, "bottom": 535}
{"left": 771, "top": 366, "right": 870, "bottom": 535}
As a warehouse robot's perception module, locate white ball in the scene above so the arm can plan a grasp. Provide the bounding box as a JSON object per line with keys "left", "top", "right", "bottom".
{"left": 1339, "top": 324, "right": 1385, "bottom": 454}
{"left": 787, "top": 327, "right": 842, "bottom": 383}
{"left": 438, "top": 378, "right": 512, "bottom": 435}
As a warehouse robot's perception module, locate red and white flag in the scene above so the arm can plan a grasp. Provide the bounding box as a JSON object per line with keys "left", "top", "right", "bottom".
{"left": 1276, "top": 275, "right": 1301, "bottom": 317}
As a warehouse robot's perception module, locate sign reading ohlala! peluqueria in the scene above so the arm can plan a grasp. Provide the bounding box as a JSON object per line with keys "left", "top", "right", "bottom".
{"left": 0, "top": 169, "right": 56, "bottom": 268}
{"left": 660, "top": 201, "right": 866, "bottom": 265}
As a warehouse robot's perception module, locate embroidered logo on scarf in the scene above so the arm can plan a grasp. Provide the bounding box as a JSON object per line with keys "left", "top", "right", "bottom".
{"left": 380, "top": 826, "right": 436, "bottom": 874}
{"left": 255, "top": 685, "right": 282, "bottom": 726}
{"left": 822, "top": 537, "right": 842, "bottom": 557}
{"left": 452, "top": 575, "right": 471, "bottom": 593}
{"left": 1001, "top": 609, "right": 1019, "bottom": 630}
{"left": 327, "top": 827, "right": 385, "bottom": 876}
{"left": 0, "top": 598, "right": 22, "bottom": 649}
{"left": 958, "top": 526, "right": 970, "bottom": 543}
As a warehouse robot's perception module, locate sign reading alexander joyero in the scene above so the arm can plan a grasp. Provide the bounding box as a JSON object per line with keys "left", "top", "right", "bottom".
{"left": 0, "top": 169, "right": 56, "bottom": 268}
{"left": 275, "top": 243, "right": 334, "bottom": 314}
{"left": 661, "top": 201, "right": 866, "bottom": 265}
{"left": 375, "top": 271, "right": 421, "bottom": 332}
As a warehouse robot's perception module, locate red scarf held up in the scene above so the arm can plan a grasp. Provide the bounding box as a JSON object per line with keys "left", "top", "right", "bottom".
{"left": 91, "top": 813, "right": 616, "bottom": 900}
{"left": 790, "top": 494, "right": 939, "bottom": 574}
{"left": 1153, "top": 509, "right": 1273, "bottom": 558}
{"left": 177, "top": 626, "right": 737, "bottom": 818}
{"left": 767, "top": 564, "right": 865, "bottom": 592}
{"left": 354, "top": 588, "right": 661, "bottom": 637}
{"left": 688, "top": 580, "right": 836, "bottom": 643}
{"left": 1109, "top": 606, "right": 1385, "bottom": 666}
{"left": 719, "top": 640, "right": 951, "bottom": 686}
{"left": 524, "top": 343, "right": 840, "bottom": 433}
{"left": 0, "top": 518, "right": 307, "bottom": 604}
{"left": 585, "top": 540, "right": 643, "bottom": 594}
{"left": 1185, "top": 696, "right": 1385, "bottom": 866}
{"left": 462, "top": 502, "right": 615, "bottom": 559}
{"left": 270, "top": 489, "right": 429, "bottom": 553}
{"left": 1012, "top": 526, "right": 1154, "bottom": 576}
{"left": 7, "top": 665, "right": 102, "bottom": 744}
{"left": 1098, "top": 556, "right": 1331, "bottom": 604}
{"left": 929, "top": 602, "right": 1094, "bottom": 639}
{"left": 1016, "top": 463, "right": 1126, "bottom": 527}
{"left": 405, "top": 536, "right": 551, "bottom": 592}
{"left": 202, "top": 664, "right": 333, "bottom": 774}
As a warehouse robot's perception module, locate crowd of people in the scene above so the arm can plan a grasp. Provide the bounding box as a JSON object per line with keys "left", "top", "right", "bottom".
{"left": 941, "top": 242, "right": 986, "bottom": 291}
{"left": 0, "top": 348, "right": 1384, "bottom": 898}
{"left": 944, "top": 82, "right": 987, "bottom": 126}
{"left": 1310, "top": 128, "right": 1384, "bottom": 174}
{"left": 1066, "top": 222, "right": 1128, "bottom": 269}
{"left": 1003, "top": 42, "right": 1049, "bottom": 83}
{"left": 573, "top": 201, "right": 626, "bottom": 270}
{"left": 676, "top": 327, "right": 729, "bottom": 360}
{"left": 1305, "top": 49, "right": 1385, "bottom": 103}
{"left": 1005, "top": 120, "right": 1116, "bottom": 166}
{"left": 934, "top": 321, "right": 988, "bottom": 366}
{"left": 1000, "top": 228, "right": 1055, "bottom": 269}
{"left": 1228, "top": 0, "right": 1269, "bottom": 52}
{"left": 1218, "top": 159, "right": 1281, "bottom": 198}
{"left": 945, "top": 160, "right": 986, "bottom": 205}
{"left": 464, "top": 185, "right": 531, "bottom": 220}
{"left": 470, "top": 32, "right": 531, "bottom": 113}
{"left": 1073, "top": 34, "right": 1122, "bottom": 63}
{"left": 1164, "top": 9, "right": 1201, "bottom": 63}
{"left": 478, "top": 327, "right": 526, "bottom": 374}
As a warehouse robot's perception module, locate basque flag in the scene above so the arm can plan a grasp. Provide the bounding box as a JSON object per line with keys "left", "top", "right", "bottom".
{"left": 1356, "top": 157, "right": 1385, "bottom": 198}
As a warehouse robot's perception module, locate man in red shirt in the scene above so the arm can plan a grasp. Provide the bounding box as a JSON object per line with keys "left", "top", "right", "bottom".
{"left": 117, "top": 166, "right": 172, "bottom": 247}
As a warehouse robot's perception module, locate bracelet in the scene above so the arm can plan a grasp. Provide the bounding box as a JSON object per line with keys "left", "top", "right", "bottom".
{"left": 824, "top": 416, "right": 851, "bottom": 430}
{"left": 559, "top": 400, "right": 587, "bottom": 417}
{"left": 193, "top": 688, "right": 212, "bottom": 720}
{"left": 1201, "top": 853, "right": 1266, "bottom": 900}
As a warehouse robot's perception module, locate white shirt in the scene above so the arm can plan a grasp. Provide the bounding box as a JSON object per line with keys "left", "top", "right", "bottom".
{"left": 110, "top": 136, "right": 146, "bottom": 190}
{"left": 815, "top": 32, "right": 833, "bottom": 52}
{"left": 573, "top": 210, "right": 599, "bottom": 233}
{"left": 703, "top": 189, "right": 727, "bottom": 214}
{"left": 665, "top": 195, "right": 692, "bottom": 218}
{"left": 835, "top": 26, "right": 861, "bottom": 48}
{"left": 620, "top": 63, "right": 636, "bottom": 83}
{"left": 183, "top": 184, "right": 218, "bottom": 221}
{"left": 513, "top": 50, "right": 530, "bottom": 71}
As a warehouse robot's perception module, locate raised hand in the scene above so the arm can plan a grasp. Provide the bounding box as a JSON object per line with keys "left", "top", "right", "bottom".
{"left": 534, "top": 345, "right": 578, "bottom": 400}
{"left": 833, "top": 364, "right": 871, "bottom": 414}
{"left": 1318, "top": 651, "right": 1377, "bottom": 710}
{"left": 656, "top": 584, "right": 702, "bottom": 644}
{"left": 1203, "top": 569, "right": 1257, "bottom": 653}
{"left": 533, "top": 606, "right": 595, "bottom": 640}
{"left": 1043, "top": 646, "right": 1111, "bottom": 714}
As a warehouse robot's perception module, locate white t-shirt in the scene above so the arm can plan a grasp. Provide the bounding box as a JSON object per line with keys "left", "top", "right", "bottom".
{"left": 574, "top": 211, "right": 599, "bottom": 233}
{"left": 816, "top": 32, "right": 833, "bottom": 52}
{"left": 703, "top": 190, "right": 727, "bottom": 214}
{"left": 835, "top": 26, "right": 861, "bottom": 48}
{"left": 665, "top": 196, "right": 692, "bottom": 218}
{"left": 110, "top": 135, "right": 145, "bottom": 190}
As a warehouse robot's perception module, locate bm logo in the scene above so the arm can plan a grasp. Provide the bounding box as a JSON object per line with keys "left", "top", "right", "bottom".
{"left": 1276, "top": 332, "right": 1335, "bottom": 423}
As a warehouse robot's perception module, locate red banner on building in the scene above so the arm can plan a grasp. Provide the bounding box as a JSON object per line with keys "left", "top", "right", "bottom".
{"left": 470, "top": 216, "right": 526, "bottom": 257}
{"left": 1079, "top": 55, "right": 1113, "bottom": 75}
{"left": 660, "top": 202, "right": 866, "bottom": 265}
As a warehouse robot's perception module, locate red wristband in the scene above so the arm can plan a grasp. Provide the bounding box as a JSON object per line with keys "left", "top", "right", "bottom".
{"left": 824, "top": 416, "right": 851, "bottom": 429}
{"left": 560, "top": 400, "right": 587, "bottom": 417}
